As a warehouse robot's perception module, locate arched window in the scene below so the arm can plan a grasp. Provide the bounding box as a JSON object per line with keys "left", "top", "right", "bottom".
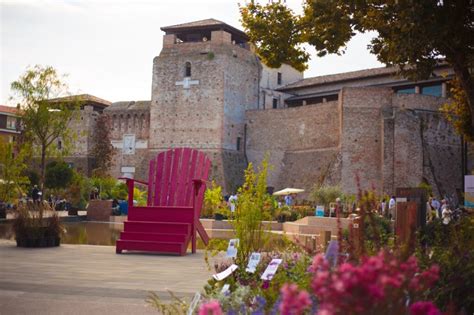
{"left": 185, "top": 62, "right": 191, "bottom": 77}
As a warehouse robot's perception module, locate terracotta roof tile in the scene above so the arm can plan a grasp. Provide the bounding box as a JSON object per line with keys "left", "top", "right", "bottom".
{"left": 0, "top": 105, "right": 18, "bottom": 115}
{"left": 278, "top": 67, "right": 397, "bottom": 91}
{"left": 161, "top": 18, "right": 225, "bottom": 30}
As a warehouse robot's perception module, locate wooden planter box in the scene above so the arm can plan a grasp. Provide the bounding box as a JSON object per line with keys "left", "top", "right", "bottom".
{"left": 16, "top": 236, "right": 60, "bottom": 248}
{"left": 87, "top": 200, "right": 112, "bottom": 221}
{"left": 16, "top": 226, "right": 61, "bottom": 248}
{"left": 0, "top": 204, "right": 6, "bottom": 219}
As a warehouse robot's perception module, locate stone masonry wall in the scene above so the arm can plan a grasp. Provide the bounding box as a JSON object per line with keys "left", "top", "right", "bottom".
{"left": 66, "top": 105, "right": 99, "bottom": 175}
{"left": 150, "top": 31, "right": 259, "bottom": 192}
{"left": 390, "top": 93, "right": 462, "bottom": 197}
{"left": 340, "top": 87, "right": 392, "bottom": 194}
{"left": 105, "top": 101, "right": 151, "bottom": 180}
{"left": 246, "top": 101, "right": 340, "bottom": 193}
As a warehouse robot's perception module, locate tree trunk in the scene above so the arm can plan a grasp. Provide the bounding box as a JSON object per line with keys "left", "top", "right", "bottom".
{"left": 40, "top": 143, "right": 46, "bottom": 200}
{"left": 452, "top": 62, "right": 474, "bottom": 138}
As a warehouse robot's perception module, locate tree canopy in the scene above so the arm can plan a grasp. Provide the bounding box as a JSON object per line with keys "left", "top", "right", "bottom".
{"left": 0, "top": 140, "right": 29, "bottom": 203}
{"left": 240, "top": 0, "right": 474, "bottom": 139}
{"left": 10, "top": 65, "right": 81, "bottom": 192}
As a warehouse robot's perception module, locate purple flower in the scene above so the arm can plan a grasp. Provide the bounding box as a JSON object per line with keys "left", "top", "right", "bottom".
{"left": 325, "top": 240, "right": 339, "bottom": 267}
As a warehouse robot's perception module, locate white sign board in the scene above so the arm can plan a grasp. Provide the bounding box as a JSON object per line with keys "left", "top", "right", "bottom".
{"left": 465, "top": 175, "right": 474, "bottom": 208}
{"left": 212, "top": 264, "right": 238, "bottom": 281}
{"left": 261, "top": 259, "right": 282, "bottom": 281}
{"left": 122, "top": 134, "right": 136, "bottom": 155}
{"left": 245, "top": 253, "right": 261, "bottom": 273}
{"left": 226, "top": 239, "right": 239, "bottom": 258}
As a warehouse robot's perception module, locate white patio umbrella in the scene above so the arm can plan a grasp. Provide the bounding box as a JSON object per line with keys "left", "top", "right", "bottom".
{"left": 273, "top": 188, "right": 305, "bottom": 196}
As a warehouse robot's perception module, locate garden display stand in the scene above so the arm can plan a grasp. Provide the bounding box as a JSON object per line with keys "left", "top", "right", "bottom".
{"left": 116, "top": 148, "right": 210, "bottom": 255}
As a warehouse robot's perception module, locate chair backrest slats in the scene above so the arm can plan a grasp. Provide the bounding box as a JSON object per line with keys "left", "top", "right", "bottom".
{"left": 168, "top": 148, "right": 182, "bottom": 206}
{"left": 176, "top": 148, "right": 192, "bottom": 206}
{"left": 184, "top": 149, "right": 198, "bottom": 206}
{"left": 153, "top": 152, "right": 165, "bottom": 206}
{"left": 147, "top": 158, "right": 156, "bottom": 205}
{"left": 147, "top": 148, "right": 211, "bottom": 208}
{"left": 159, "top": 150, "right": 173, "bottom": 205}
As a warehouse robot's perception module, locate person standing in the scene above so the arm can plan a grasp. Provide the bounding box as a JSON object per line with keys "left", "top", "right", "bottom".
{"left": 32, "top": 185, "right": 40, "bottom": 205}
{"left": 388, "top": 196, "right": 396, "bottom": 220}
{"left": 442, "top": 206, "right": 452, "bottom": 225}
{"left": 284, "top": 194, "right": 293, "bottom": 206}
{"left": 380, "top": 198, "right": 386, "bottom": 216}
{"left": 228, "top": 193, "right": 238, "bottom": 213}
{"left": 431, "top": 197, "right": 441, "bottom": 219}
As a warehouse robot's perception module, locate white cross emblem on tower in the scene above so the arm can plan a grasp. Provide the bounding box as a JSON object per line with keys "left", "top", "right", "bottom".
{"left": 175, "top": 77, "right": 199, "bottom": 89}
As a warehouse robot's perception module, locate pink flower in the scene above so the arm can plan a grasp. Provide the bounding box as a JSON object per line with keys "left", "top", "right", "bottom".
{"left": 409, "top": 301, "right": 441, "bottom": 315}
{"left": 310, "top": 251, "right": 439, "bottom": 314}
{"left": 279, "top": 283, "right": 312, "bottom": 315}
{"left": 198, "top": 300, "right": 223, "bottom": 315}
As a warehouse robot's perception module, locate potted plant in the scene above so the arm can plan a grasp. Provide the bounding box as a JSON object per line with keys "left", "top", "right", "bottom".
{"left": 13, "top": 202, "right": 64, "bottom": 247}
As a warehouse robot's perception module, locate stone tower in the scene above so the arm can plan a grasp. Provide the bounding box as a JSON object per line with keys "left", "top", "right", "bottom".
{"left": 150, "top": 19, "right": 261, "bottom": 192}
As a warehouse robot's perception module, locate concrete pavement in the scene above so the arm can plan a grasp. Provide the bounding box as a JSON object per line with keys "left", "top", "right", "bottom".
{"left": 0, "top": 240, "right": 213, "bottom": 314}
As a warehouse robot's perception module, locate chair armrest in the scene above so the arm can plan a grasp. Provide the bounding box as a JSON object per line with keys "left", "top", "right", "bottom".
{"left": 118, "top": 177, "right": 148, "bottom": 207}
{"left": 118, "top": 177, "right": 148, "bottom": 186}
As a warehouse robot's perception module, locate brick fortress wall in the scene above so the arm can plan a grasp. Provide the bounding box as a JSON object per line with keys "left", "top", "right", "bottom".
{"left": 246, "top": 87, "right": 462, "bottom": 198}
{"left": 246, "top": 101, "right": 341, "bottom": 194}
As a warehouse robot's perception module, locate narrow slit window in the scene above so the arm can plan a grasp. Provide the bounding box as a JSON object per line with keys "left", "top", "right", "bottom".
{"left": 237, "top": 137, "right": 241, "bottom": 151}
{"left": 185, "top": 62, "right": 191, "bottom": 77}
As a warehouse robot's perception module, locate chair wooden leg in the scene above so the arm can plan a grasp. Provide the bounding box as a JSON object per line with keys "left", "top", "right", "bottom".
{"left": 192, "top": 230, "right": 196, "bottom": 254}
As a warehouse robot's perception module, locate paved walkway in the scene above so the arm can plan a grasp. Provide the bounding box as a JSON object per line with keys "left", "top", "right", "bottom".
{"left": 0, "top": 240, "right": 213, "bottom": 314}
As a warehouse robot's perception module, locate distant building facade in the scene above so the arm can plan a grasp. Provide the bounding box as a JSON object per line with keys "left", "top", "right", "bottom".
{"left": 66, "top": 19, "right": 470, "bottom": 198}
{"left": 62, "top": 94, "right": 111, "bottom": 175}
{"left": 0, "top": 105, "right": 20, "bottom": 143}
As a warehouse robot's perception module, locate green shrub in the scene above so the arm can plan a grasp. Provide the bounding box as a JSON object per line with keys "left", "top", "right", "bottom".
{"left": 417, "top": 217, "right": 474, "bottom": 313}
{"left": 45, "top": 161, "right": 74, "bottom": 190}
{"left": 90, "top": 176, "right": 127, "bottom": 200}
{"left": 311, "top": 185, "right": 342, "bottom": 209}
{"left": 232, "top": 158, "right": 272, "bottom": 265}
{"left": 203, "top": 181, "right": 228, "bottom": 218}
{"left": 66, "top": 171, "right": 91, "bottom": 209}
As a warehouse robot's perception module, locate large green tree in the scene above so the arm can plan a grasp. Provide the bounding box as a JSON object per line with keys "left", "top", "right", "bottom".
{"left": 10, "top": 65, "right": 81, "bottom": 193}
{"left": 0, "top": 140, "right": 29, "bottom": 204}
{"left": 241, "top": 0, "right": 474, "bottom": 139}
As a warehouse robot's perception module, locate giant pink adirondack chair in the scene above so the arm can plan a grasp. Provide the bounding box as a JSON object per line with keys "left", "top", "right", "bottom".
{"left": 116, "top": 148, "right": 211, "bottom": 255}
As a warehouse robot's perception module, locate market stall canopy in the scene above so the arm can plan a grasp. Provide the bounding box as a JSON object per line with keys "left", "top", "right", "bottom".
{"left": 273, "top": 188, "right": 305, "bottom": 196}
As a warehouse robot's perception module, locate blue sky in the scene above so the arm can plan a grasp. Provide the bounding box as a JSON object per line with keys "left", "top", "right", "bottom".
{"left": 1, "top": 0, "right": 383, "bottom": 104}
